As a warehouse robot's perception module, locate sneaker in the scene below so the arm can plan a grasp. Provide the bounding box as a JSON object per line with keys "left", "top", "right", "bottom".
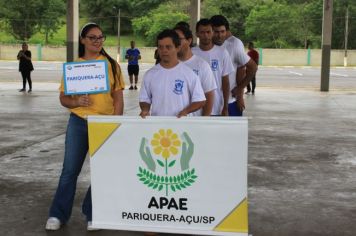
{"left": 134, "top": 85, "right": 138, "bottom": 90}
{"left": 245, "top": 91, "right": 251, "bottom": 94}
{"left": 252, "top": 91, "right": 255, "bottom": 95}
{"left": 87, "top": 221, "right": 100, "bottom": 231}
{"left": 129, "top": 85, "right": 134, "bottom": 90}
{"left": 45, "top": 217, "right": 61, "bottom": 230}
{"left": 19, "top": 88, "right": 25, "bottom": 92}
{"left": 28, "top": 89, "right": 32, "bottom": 93}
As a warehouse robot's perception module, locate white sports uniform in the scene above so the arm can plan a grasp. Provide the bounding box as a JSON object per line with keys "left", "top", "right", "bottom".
{"left": 139, "top": 62, "right": 206, "bottom": 116}
{"left": 183, "top": 55, "right": 217, "bottom": 116}
{"left": 222, "top": 35, "right": 250, "bottom": 104}
{"left": 192, "top": 45, "right": 234, "bottom": 115}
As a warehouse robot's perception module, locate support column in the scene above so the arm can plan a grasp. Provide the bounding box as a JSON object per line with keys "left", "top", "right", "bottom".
{"left": 66, "top": 0, "right": 79, "bottom": 62}
{"left": 320, "top": 0, "right": 333, "bottom": 92}
{"left": 189, "top": 0, "right": 200, "bottom": 45}
{"left": 344, "top": 6, "right": 349, "bottom": 67}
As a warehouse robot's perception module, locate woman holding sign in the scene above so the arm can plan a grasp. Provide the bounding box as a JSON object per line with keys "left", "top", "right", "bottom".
{"left": 45, "top": 23, "right": 125, "bottom": 231}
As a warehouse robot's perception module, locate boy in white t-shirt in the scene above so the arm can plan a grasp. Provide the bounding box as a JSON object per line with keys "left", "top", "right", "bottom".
{"left": 139, "top": 29, "right": 206, "bottom": 117}
{"left": 192, "top": 18, "right": 234, "bottom": 116}
{"left": 174, "top": 24, "right": 217, "bottom": 116}
{"left": 210, "top": 15, "right": 257, "bottom": 116}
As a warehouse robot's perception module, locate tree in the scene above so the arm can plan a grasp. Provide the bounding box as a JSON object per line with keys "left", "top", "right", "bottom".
{"left": 80, "top": 0, "right": 170, "bottom": 35}
{"left": 0, "top": 0, "right": 41, "bottom": 40}
{"left": 80, "top": 0, "right": 132, "bottom": 35}
{"left": 0, "top": 0, "right": 65, "bottom": 42}
{"left": 132, "top": 2, "right": 189, "bottom": 46}
{"left": 202, "top": 0, "right": 265, "bottom": 43}
{"left": 331, "top": 0, "right": 356, "bottom": 49}
{"left": 37, "top": 0, "right": 66, "bottom": 44}
{"left": 245, "top": 2, "right": 298, "bottom": 48}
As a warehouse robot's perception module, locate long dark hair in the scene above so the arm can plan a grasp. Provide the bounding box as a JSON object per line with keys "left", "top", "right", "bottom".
{"left": 79, "top": 23, "right": 120, "bottom": 88}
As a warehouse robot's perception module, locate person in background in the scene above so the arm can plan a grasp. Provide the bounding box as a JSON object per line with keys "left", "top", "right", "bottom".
{"left": 192, "top": 18, "right": 234, "bottom": 116}
{"left": 174, "top": 24, "right": 216, "bottom": 116}
{"left": 154, "top": 48, "right": 160, "bottom": 65}
{"left": 246, "top": 41, "right": 259, "bottom": 94}
{"left": 210, "top": 15, "right": 257, "bottom": 115}
{"left": 125, "top": 40, "right": 141, "bottom": 90}
{"left": 17, "top": 42, "right": 34, "bottom": 93}
{"left": 45, "top": 22, "right": 125, "bottom": 231}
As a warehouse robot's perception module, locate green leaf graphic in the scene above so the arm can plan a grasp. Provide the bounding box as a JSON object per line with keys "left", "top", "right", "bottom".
{"left": 137, "top": 167, "right": 198, "bottom": 194}
{"left": 168, "top": 160, "right": 176, "bottom": 167}
{"left": 157, "top": 159, "right": 165, "bottom": 167}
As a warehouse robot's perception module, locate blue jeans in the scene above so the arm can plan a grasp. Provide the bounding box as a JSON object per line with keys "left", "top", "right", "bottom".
{"left": 49, "top": 113, "right": 92, "bottom": 223}
{"left": 228, "top": 101, "right": 243, "bottom": 116}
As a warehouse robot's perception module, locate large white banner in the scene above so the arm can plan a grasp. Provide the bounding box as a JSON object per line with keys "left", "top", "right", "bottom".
{"left": 88, "top": 116, "right": 248, "bottom": 235}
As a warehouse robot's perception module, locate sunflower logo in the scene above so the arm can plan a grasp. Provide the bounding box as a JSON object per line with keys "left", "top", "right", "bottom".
{"left": 151, "top": 129, "right": 181, "bottom": 159}
{"left": 137, "top": 129, "right": 197, "bottom": 196}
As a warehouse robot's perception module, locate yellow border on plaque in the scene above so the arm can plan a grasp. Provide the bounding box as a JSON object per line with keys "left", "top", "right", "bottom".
{"left": 213, "top": 198, "right": 248, "bottom": 233}
{"left": 88, "top": 122, "right": 120, "bottom": 157}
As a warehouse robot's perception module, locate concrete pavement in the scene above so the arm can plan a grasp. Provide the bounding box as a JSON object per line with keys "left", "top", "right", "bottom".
{"left": 0, "top": 81, "right": 356, "bottom": 236}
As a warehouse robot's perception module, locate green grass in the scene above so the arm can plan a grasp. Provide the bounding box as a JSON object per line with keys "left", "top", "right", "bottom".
{"left": 0, "top": 20, "right": 146, "bottom": 47}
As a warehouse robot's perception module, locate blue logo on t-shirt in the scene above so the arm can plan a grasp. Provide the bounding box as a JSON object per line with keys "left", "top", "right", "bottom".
{"left": 173, "top": 80, "right": 184, "bottom": 95}
{"left": 193, "top": 69, "right": 199, "bottom": 75}
{"left": 211, "top": 59, "right": 219, "bottom": 71}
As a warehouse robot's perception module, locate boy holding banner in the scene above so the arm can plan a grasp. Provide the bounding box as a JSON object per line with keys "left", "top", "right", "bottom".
{"left": 139, "top": 29, "right": 206, "bottom": 118}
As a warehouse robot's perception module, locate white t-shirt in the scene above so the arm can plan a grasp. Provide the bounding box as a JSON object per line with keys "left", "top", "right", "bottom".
{"left": 222, "top": 35, "right": 250, "bottom": 103}
{"left": 183, "top": 55, "right": 217, "bottom": 116}
{"left": 139, "top": 62, "right": 206, "bottom": 116}
{"left": 192, "top": 45, "right": 234, "bottom": 115}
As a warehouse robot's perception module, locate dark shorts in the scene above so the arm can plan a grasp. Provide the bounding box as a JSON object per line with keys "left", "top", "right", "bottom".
{"left": 228, "top": 101, "right": 243, "bottom": 116}
{"left": 128, "top": 65, "right": 139, "bottom": 76}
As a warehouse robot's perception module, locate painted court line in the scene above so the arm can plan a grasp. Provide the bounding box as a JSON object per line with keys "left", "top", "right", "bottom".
{"left": 288, "top": 71, "right": 303, "bottom": 76}
{"left": 330, "top": 72, "right": 348, "bottom": 77}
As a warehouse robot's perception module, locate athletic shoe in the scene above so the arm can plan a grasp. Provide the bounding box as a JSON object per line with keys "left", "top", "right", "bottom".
{"left": 45, "top": 217, "right": 61, "bottom": 230}
{"left": 28, "top": 89, "right": 32, "bottom": 93}
{"left": 19, "top": 88, "right": 25, "bottom": 92}
{"left": 129, "top": 85, "right": 134, "bottom": 90}
{"left": 134, "top": 85, "right": 138, "bottom": 90}
{"left": 245, "top": 91, "right": 251, "bottom": 94}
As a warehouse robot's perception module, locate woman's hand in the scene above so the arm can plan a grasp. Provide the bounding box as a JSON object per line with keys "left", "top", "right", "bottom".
{"left": 76, "top": 95, "right": 91, "bottom": 107}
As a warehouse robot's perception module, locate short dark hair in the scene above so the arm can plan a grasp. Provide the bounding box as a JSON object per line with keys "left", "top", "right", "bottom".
{"left": 196, "top": 18, "right": 212, "bottom": 32}
{"left": 175, "top": 21, "right": 190, "bottom": 30}
{"left": 248, "top": 42, "right": 254, "bottom": 48}
{"left": 174, "top": 25, "right": 193, "bottom": 47}
{"left": 156, "top": 29, "right": 181, "bottom": 48}
{"left": 210, "top": 15, "right": 230, "bottom": 31}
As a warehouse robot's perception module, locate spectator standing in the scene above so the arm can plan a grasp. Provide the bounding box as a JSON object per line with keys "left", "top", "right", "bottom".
{"left": 125, "top": 40, "right": 141, "bottom": 90}
{"left": 246, "top": 42, "right": 259, "bottom": 94}
{"left": 17, "top": 42, "right": 34, "bottom": 93}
